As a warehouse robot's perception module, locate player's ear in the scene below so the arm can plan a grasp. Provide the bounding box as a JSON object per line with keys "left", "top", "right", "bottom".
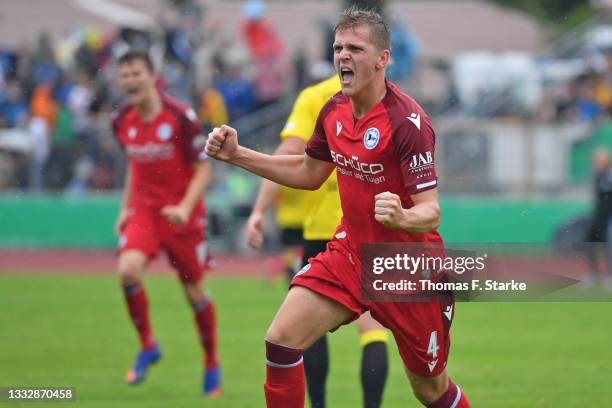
{"left": 376, "top": 49, "right": 390, "bottom": 70}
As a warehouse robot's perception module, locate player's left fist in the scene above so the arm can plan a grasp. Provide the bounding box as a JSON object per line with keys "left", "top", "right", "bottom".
{"left": 374, "top": 192, "right": 405, "bottom": 229}
{"left": 161, "top": 205, "right": 190, "bottom": 225}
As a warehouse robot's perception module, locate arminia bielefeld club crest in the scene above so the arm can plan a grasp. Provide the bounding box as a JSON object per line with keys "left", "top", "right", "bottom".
{"left": 363, "top": 128, "right": 380, "bottom": 150}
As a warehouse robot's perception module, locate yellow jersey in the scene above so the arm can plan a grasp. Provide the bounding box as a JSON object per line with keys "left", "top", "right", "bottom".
{"left": 279, "top": 76, "right": 342, "bottom": 240}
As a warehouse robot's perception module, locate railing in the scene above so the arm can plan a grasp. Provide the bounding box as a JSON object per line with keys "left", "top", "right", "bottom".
{"left": 229, "top": 92, "right": 298, "bottom": 151}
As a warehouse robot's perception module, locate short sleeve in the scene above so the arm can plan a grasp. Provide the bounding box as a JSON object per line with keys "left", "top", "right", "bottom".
{"left": 111, "top": 108, "right": 127, "bottom": 150}
{"left": 393, "top": 115, "right": 438, "bottom": 194}
{"left": 305, "top": 107, "right": 332, "bottom": 163}
{"left": 181, "top": 107, "right": 208, "bottom": 162}
{"left": 280, "top": 90, "right": 317, "bottom": 142}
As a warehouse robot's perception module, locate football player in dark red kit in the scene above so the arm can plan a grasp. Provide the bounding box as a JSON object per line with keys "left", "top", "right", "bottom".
{"left": 206, "top": 7, "right": 470, "bottom": 408}
{"left": 112, "top": 50, "right": 220, "bottom": 397}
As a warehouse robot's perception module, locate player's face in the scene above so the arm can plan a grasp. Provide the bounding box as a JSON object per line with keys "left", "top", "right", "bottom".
{"left": 333, "top": 25, "right": 387, "bottom": 98}
{"left": 118, "top": 59, "right": 155, "bottom": 106}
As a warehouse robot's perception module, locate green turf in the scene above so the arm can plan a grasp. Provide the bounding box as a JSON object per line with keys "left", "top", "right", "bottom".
{"left": 0, "top": 273, "right": 611, "bottom": 407}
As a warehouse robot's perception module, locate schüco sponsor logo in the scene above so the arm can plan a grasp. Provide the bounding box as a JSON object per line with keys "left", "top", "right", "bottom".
{"left": 126, "top": 143, "right": 174, "bottom": 161}
{"left": 330, "top": 149, "right": 384, "bottom": 175}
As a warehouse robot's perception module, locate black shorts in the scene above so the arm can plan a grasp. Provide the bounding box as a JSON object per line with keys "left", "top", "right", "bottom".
{"left": 301, "top": 239, "right": 329, "bottom": 267}
{"left": 280, "top": 228, "right": 304, "bottom": 247}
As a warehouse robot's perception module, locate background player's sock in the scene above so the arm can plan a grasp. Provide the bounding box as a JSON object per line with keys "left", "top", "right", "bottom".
{"left": 264, "top": 340, "right": 305, "bottom": 408}
{"left": 360, "top": 329, "right": 389, "bottom": 408}
{"left": 426, "top": 379, "right": 471, "bottom": 408}
{"left": 193, "top": 295, "right": 219, "bottom": 369}
{"left": 122, "top": 282, "right": 155, "bottom": 350}
{"left": 303, "top": 335, "right": 329, "bottom": 408}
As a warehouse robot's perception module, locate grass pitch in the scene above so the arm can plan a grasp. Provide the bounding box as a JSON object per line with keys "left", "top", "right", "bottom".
{"left": 0, "top": 273, "right": 611, "bottom": 407}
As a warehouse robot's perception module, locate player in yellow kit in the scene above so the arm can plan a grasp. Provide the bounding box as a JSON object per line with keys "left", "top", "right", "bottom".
{"left": 245, "top": 75, "right": 389, "bottom": 408}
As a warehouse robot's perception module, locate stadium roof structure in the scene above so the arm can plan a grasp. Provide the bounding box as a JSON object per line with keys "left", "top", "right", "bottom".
{"left": 0, "top": 0, "right": 545, "bottom": 59}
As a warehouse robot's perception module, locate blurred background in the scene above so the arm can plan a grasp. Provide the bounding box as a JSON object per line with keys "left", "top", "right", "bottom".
{"left": 2, "top": 1, "right": 612, "bottom": 407}
{"left": 0, "top": 0, "right": 612, "bottom": 250}
{"left": 2, "top": 0, "right": 612, "bottom": 253}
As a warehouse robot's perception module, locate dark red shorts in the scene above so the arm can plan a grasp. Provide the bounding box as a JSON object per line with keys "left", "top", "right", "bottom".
{"left": 118, "top": 205, "right": 209, "bottom": 283}
{"left": 291, "top": 234, "right": 454, "bottom": 377}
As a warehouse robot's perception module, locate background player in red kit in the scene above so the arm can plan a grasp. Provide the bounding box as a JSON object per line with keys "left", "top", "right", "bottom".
{"left": 206, "top": 7, "right": 470, "bottom": 408}
{"left": 112, "top": 50, "right": 220, "bottom": 396}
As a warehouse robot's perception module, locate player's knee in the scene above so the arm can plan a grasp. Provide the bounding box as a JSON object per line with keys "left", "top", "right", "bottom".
{"left": 182, "top": 282, "right": 206, "bottom": 307}
{"left": 410, "top": 378, "right": 447, "bottom": 405}
{"left": 265, "top": 323, "right": 302, "bottom": 349}
{"left": 117, "top": 259, "right": 143, "bottom": 285}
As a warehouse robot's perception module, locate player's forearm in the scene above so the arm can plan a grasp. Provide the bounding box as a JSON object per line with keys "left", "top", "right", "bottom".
{"left": 120, "top": 168, "right": 133, "bottom": 209}
{"left": 231, "top": 146, "right": 321, "bottom": 190}
{"left": 399, "top": 202, "right": 441, "bottom": 233}
{"left": 251, "top": 137, "right": 306, "bottom": 213}
{"left": 179, "top": 161, "right": 211, "bottom": 213}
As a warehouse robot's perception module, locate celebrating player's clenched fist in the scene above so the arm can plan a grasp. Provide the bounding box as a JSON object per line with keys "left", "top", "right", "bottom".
{"left": 374, "top": 191, "right": 405, "bottom": 229}
{"left": 205, "top": 125, "right": 238, "bottom": 161}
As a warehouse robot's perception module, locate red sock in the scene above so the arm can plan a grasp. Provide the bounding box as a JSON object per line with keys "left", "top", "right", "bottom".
{"left": 426, "top": 379, "right": 470, "bottom": 408}
{"left": 123, "top": 283, "right": 155, "bottom": 350}
{"left": 194, "top": 296, "right": 219, "bottom": 369}
{"left": 264, "top": 340, "right": 305, "bottom": 408}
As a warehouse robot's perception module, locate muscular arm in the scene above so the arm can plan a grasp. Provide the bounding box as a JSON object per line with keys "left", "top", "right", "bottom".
{"left": 206, "top": 125, "right": 333, "bottom": 190}
{"left": 232, "top": 146, "right": 334, "bottom": 190}
{"left": 251, "top": 137, "right": 307, "bottom": 214}
{"left": 400, "top": 189, "right": 441, "bottom": 233}
{"left": 374, "top": 188, "right": 440, "bottom": 234}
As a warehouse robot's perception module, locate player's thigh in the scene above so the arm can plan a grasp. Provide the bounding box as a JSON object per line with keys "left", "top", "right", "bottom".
{"left": 370, "top": 297, "right": 453, "bottom": 379}
{"left": 163, "top": 233, "right": 209, "bottom": 285}
{"left": 355, "top": 310, "right": 385, "bottom": 334}
{"left": 117, "top": 250, "right": 148, "bottom": 284}
{"left": 266, "top": 285, "right": 355, "bottom": 349}
{"left": 117, "top": 206, "right": 159, "bottom": 282}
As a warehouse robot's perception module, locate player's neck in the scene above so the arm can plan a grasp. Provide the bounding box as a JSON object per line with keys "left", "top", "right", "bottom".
{"left": 351, "top": 78, "right": 387, "bottom": 119}
{"left": 135, "top": 90, "right": 162, "bottom": 122}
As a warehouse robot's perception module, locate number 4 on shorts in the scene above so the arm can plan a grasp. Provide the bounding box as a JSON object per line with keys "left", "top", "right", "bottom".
{"left": 427, "top": 330, "right": 439, "bottom": 372}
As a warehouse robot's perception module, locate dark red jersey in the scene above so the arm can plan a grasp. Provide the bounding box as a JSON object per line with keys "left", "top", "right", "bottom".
{"left": 305, "top": 81, "right": 442, "bottom": 252}
{"left": 112, "top": 94, "right": 207, "bottom": 208}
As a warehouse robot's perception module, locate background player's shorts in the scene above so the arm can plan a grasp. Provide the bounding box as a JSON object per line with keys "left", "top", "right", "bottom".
{"left": 118, "top": 205, "right": 209, "bottom": 283}
{"left": 280, "top": 227, "right": 303, "bottom": 247}
{"left": 291, "top": 233, "right": 453, "bottom": 378}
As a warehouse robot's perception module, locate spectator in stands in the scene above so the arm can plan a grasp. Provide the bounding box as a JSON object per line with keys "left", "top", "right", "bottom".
{"left": 386, "top": 15, "right": 419, "bottom": 82}
{"left": 241, "top": 0, "right": 288, "bottom": 109}
{"left": 0, "top": 79, "right": 28, "bottom": 128}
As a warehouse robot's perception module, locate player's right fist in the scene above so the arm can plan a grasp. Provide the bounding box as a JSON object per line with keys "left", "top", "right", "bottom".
{"left": 205, "top": 124, "right": 239, "bottom": 162}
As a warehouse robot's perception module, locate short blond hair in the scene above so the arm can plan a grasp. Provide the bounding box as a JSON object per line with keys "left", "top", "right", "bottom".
{"left": 334, "top": 6, "right": 390, "bottom": 51}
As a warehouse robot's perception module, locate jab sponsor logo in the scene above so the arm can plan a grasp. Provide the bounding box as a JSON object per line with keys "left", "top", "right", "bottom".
{"left": 409, "top": 151, "right": 433, "bottom": 170}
